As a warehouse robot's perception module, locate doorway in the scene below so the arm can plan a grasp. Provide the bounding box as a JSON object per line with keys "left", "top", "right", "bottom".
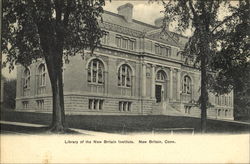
{"left": 155, "top": 85, "right": 162, "bottom": 103}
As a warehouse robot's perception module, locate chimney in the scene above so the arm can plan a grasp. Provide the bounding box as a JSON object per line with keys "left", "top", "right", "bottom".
{"left": 117, "top": 3, "right": 133, "bottom": 23}
{"left": 154, "top": 17, "right": 170, "bottom": 30}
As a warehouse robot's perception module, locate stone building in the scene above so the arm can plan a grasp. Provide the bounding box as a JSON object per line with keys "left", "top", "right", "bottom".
{"left": 15, "top": 3, "right": 234, "bottom": 120}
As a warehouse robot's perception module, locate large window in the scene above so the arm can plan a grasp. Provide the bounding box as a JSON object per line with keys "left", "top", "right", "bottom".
{"left": 37, "top": 64, "right": 46, "bottom": 94}
{"left": 23, "top": 68, "right": 30, "bottom": 96}
{"left": 38, "top": 64, "right": 46, "bottom": 87}
{"left": 182, "top": 75, "right": 192, "bottom": 94}
{"left": 88, "top": 59, "right": 104, "bottom": 84}
{"left": 118, "top": 64, "right": 132, "bottom": 87}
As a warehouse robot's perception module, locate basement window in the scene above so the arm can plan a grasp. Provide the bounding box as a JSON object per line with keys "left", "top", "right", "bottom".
{"left": 119, "top": 101, "right": 132, "bottom": 112}
{"left": 88, "top": 99, "right": 104, "bottom": 110}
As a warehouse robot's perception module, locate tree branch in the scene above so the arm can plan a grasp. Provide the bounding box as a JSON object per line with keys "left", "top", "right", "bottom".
{"left": 211, "top": 11, "right": 240, "bottom": 34}
{"left": 188, "top": 0, "right": 198, "bottom": 21}
{"left": 55, "top": 0, "right": 62, "bottom": 23}
{"left": 63, "top": 0, "right": 72, "bottom": 27}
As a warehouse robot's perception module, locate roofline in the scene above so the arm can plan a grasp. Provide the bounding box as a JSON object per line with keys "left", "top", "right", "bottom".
{"left": 104, "top": 10, "right": 158, "bottom": 29}
{"left": 103, "top": 10, "right": 188, "bottom": 39}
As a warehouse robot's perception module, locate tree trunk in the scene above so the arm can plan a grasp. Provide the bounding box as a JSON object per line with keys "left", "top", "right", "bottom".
{"left": 200, "top": 29, "right": 209, "bottom": 133}
{"left": 45, "top": 55, "right": 66, "bottom": 133}
{"left": 200, "top": 54, "right": 207, "bottom": 133}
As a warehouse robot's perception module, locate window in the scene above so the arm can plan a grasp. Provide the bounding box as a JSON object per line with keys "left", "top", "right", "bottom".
{"left": 225, "top": 96, "right": 228, "bottom": 106}
{"left": 155, "top": 44, "right": 171, "bottom": 56}
{"left": 218, "top": 96, "right": 221, "bottom": 105}
{"left": 116, "top": 35, "right": 121, "bottom": 48}
{"left": 88, "top": 59, "right": 104, "bottom": 84}
{"left": 23, "top": 68, "right": 30, "bottom": 96}
{"left": 119, "top": 101, "right": 132, "bottom": 112}
{"left": 122, "top": 38, "right": 128, "bottom": 49}
{"left": 155, "top": 44, "right": 160, "bottom": 54}
{"left": 88, "top": 99, "right": 104, "bottom": 110}
{"left": 38, "top": 64, "right": 46, "bottom": 86}
{"left": 118, "top": 64, "right": 132, "bottom": 87}
{"left": 116, "top": 35, "right": 136, "bottom": 51}
{"left": 160, "top": 46, "right": 164, "bottom": 55}
{"left": 228, "top": 96, "right": 231, "bottom": 106}
{"left": 37, "top": 100, "right": 44, "bottom": 110}
{"left": 156, "top": 70, "right": 166, "bottom": 82}
{"left": 37, "top": 64, "right": 46, "bottom": 94}
{"left": 183, "top": 75, "right": 192, "bottom": 94}
{"left": 185, "top": 106, "right": 191, "bottom": 114}
{"left": 166, "top": 47, "right": 171, "bottom": 56}
{"left": 128, "top": 39, "right": 136, "bottom": 50}
{"left": 218, "top": 109, "right": 221, "bottom": 116}
{"left": 22, "top": 101, "right": 29, "bottom": 109}
{"left": 225, "top": 110, "right": 228, "bottom": 117}
{"left": 215, "top": 95, "right": 219, "bottom": 105}
{"left": 101, "top": 31, "right": 109, "bottom": 45}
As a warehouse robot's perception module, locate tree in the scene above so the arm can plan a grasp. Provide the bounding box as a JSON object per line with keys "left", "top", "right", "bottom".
{"left": 2, "top": 0, "right": 106, "bottom": 132}
{"left": 3, "top": 78, "right": 16, "bottom": 109}
{"left": 161, "top": 0, "right": 249, "bottom": 133}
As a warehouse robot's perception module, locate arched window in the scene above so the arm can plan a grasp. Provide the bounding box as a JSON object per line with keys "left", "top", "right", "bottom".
{"left": 38, "top": 64, "right": 46, "bottom": 87}
{"left": 156, "top": 70, "right": 166, "bottom": 81}
{"left": 23, "top": 68, "right": 30, "bottom": 90}
{"left": 88, "top": 59, "right": 104, "bottom": 84}
{"left": 225, "top": 110, "right": 228, "bottom": 117}
{"left": 118, "top": 64, "right": 132, "bottom": 87}
{"left": 218, "top": 109, "right": 221, "bottom": 116}
{"left": 37, "top": 64, "right": 46, "bottom": 94}
{"left": 183, "top": 75, "right": 192, "bottom": 94}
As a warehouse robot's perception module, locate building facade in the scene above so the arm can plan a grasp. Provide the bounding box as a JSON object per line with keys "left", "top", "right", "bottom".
{"left": 15, "top": 3, "right": 234, "bottom": 120}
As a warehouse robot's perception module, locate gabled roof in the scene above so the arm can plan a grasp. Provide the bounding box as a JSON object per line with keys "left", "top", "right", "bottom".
{"left": 145, "top": 28, "right": 180, "bottom": 47}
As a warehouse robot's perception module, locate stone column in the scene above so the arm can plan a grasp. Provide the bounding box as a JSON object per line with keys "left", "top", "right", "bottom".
{"left": 176, "top": 69, "right": 181, "bottom": 101}
{"left": 169, "top": 68, "right": 173, "bottom": 101}
{"left": 142, "top": 63, "right": 147, "bottom": 97}
{"left": 151, "top": 65, "right": 155, "bottom": 98}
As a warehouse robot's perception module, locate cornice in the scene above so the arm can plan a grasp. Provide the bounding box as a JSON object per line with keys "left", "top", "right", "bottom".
{"left": 100, "top": 21, "right": 144, "bottom": 38}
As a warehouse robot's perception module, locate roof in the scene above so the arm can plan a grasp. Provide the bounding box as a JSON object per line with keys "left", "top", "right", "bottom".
{"left": 103, "top": 10, "right": 157, "bottom": 32}
{"left": 102, "top": 10, "right": 188, "bottom": 48}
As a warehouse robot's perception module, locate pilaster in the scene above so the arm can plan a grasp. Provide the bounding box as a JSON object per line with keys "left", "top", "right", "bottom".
{"left": 151, "top": 64, "right": 156, "bottom": 98}
{"left": 176, "top": 69, "right": 181, "bottom": 101}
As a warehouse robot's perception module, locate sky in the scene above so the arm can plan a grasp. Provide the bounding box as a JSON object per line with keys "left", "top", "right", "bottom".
{"left": 103, "top": 0, "right": 165, "bottom": 25}
{"left": 2, "top": 1, "right": 165, "bottom": 79}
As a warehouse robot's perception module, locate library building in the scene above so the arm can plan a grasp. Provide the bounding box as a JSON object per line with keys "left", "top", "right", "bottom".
{"left": 15, "top": 3, "right": 234, "bottom": 120}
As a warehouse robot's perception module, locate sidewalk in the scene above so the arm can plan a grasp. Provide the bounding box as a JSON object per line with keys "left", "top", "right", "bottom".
{"left": 0, "top": 120, "right": 116, "bottom": 136}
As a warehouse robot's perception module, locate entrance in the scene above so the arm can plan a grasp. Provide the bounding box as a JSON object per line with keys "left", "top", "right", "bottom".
{"left": 155, "top": 85, "right": 162, "bottom": 103}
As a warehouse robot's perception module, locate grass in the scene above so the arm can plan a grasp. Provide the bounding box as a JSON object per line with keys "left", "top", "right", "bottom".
{"left": 1, "top": 110, "right": 249, "bottom": 134}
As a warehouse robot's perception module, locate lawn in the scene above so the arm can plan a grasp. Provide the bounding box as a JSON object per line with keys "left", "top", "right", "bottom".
{"left": 1, "top": 110, "right": 249, "bottom": 134}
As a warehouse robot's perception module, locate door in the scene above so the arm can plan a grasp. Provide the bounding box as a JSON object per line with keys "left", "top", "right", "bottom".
{"left": 155, "top": 85, "right": 162, "bottom": 103}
